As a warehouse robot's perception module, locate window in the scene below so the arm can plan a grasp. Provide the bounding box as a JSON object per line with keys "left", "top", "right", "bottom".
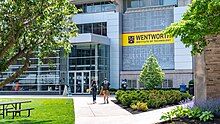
{"left": 162, "top": 79, "right": 173, "bottom": 88}
{"left": 93, "top": 23, "right": 102, "bottom": 35}
{"left": 77, "top": 22, "right": 107, "bottom": 36}
{"left": 127, "top": 0, "right": 139, "bottom": 8}
{"left": 127, "top": 80, "right": 137, "bottom": 89}
{"left": 84, "top": 24, "right": 92, "bottom": 33}
{"left": 102, "top": 1, "right": 116, "bottom": 12}
{"left": 75, "top": 1, "right": 116, "bottom": 13}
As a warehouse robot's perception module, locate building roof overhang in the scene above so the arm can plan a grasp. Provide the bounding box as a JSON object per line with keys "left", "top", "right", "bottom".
{"left": 69, "top": 33, "right": 110, "bottom": 45}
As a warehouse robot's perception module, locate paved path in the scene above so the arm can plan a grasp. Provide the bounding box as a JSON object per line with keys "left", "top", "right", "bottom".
{"left": 74, "top": 96, "right": 183, "bottom": 124}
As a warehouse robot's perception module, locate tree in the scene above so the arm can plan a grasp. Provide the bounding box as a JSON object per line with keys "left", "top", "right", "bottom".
{"left": 0, "top": 0, "right": 78, "bottom": 87}
{"left": 139, "top": 53, "right": 165, "bottom": 89}
{"left": 163, "top": 0, "right": 220, "bottom": 55}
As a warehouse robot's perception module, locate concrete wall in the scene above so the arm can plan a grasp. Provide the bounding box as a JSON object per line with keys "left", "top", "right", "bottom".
{"left": 72, "top": 12, "right": 121, "bottom": 88}
{"left": 195, "top": 35, "right": 220, "bottom": 105}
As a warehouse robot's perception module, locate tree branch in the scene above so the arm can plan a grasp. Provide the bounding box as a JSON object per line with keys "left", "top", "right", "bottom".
{"left": 0, "top": 51, "right": 32, "bottom": 88}
{"left": 0, "top": 47, "right": 28, "bottom": 73}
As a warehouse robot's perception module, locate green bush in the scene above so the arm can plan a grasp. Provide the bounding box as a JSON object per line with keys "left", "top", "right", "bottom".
{"left": 115, "top": 90, "right": 192, "bottom": 110}
{"left": 137, "top": 102, "right": 148, "bottom": 112}
{"left": 130, "top": 102, "right": 148, "bottom": 112}
{"left": 130, "top": 104, "right": 138, "bottom": 110}
{"left": 187, "top": 107, "right": 202, "bottom": 119}
{"left": 115, "top": 90, "right": 125, "bottom": 103}
{"left": 120, "top": 91, "right": 138, "bottom": 106}
{"left": 161, "top": 107, "right": 215, "bottom": 122}
{"left": 199, "top": 111, "right": 214, "bottom": 122}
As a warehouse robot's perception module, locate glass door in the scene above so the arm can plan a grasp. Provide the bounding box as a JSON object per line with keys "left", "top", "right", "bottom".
{"left": 76, "top": 72, "right": 82, "bottom": 93}
{"left": 69, "top": 71, "right": 90, "bottom": 94}
{"left": 69, "top": 73, "right": 75, "bottom": 93}
{"left": 83, "top": 72, "right": 90, "bottom": 94}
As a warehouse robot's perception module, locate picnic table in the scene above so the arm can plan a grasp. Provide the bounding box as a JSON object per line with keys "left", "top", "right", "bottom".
{"left": 0, "top": 100, "right": 34, "bottom": 119}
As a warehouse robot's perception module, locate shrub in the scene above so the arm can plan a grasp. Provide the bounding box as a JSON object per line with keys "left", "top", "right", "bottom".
{"left": 115, "top": 90, "right": 192, "bottom": 109}
{"left": 131, "top": 102, "right": 148, "bottom": 112}
{"left": 160, "top": 111, "right": 175, "bottom": 121}
{"left": 130, "top": 104, "right": 138, "bottom": 111}
{"left": 120, "top": 91, "right": 138, "bottom": 107}
{"left": 181, "top": 92, "right": 192, "bottom": 101}
{"left": 199, "top": 111, "right": 214, "bottom": 122}
{"left": 187, "top": 107, "right": 202, "bottom": 119}
{"left": 136, "top": 102, "right": 148, "bottom": 112}
{"left": 161, "top": 107, "right": 215, "bottom": 122}
{"left": 172, "top": 106, "right": 189, "bottom": 118}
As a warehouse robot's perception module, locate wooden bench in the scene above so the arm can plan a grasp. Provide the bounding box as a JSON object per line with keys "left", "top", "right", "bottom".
{"left": 7, "top": 108, "right": 34, "bottom": 119}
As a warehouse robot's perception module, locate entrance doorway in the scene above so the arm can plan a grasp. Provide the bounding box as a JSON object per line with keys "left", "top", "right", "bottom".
{"left": 68, "top": 71, "right": 90, "bottom": 94}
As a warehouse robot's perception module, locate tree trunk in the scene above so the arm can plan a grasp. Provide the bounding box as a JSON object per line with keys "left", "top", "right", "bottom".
{"left": 0, "top": 51, "right": 31, "bottom": 88}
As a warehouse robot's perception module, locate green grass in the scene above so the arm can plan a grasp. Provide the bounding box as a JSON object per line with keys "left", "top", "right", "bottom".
{"left": 0, "top": 98, "right": 74, "bottom": 124}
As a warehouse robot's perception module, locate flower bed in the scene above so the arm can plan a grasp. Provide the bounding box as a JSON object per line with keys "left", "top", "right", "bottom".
{"left": 159, "top": 106, "right": 220, "bottom": 124}
{"left": 115, "top": 90, "right": 192, "bottom": 112}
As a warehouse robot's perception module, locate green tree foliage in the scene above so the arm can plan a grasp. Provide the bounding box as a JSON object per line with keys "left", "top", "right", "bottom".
{"left": 139, "top": 54, "right": 165, "bottom": 89}
{"left": 164, "top": 0, "right": 220, "bottom": 55}
{"left": 0, "top": 0, "right": 78, "bottom": 87}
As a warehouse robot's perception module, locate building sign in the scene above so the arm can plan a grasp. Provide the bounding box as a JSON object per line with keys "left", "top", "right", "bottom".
{"left": 122, "top": 31, "right": 174, "bottom": 46}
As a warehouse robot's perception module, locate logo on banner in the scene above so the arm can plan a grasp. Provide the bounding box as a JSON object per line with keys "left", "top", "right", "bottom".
{"left": 128, "top": 36, "right": 135, "bottom": 44}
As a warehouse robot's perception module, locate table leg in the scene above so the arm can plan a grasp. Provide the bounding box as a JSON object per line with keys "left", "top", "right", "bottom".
{"left": 19, "top": 103, "right": 21, "bottom": 116}
{"left": 2, "top": 105, "right": 4, "bottom": 119}
{"left": 15, "top": 103, "right": 17, "bottom": 116}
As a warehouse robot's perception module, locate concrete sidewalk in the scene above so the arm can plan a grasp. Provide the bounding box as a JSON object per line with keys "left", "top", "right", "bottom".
{"left": 74, "top": 96, "right": 180, "bottom": 124}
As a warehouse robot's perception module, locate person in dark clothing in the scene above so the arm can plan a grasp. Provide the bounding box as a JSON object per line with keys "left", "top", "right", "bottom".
{"left": 121, "top": 79, "right": 127, "bottom": 91}
{"left": 91, "top": 80, "right": 97, "bottom": 104}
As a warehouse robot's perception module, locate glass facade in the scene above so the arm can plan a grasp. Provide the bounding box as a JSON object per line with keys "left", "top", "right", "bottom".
{"left": 68, "top": 43, "right": 110, "bottom": 94}
{"left": 76, "top": 1, "right": 116, "bottom": 13}
{"left": 0, "top": 51, "right": 60, "bottom": 92}
{"left": 0, "top": 43, "right": 110, "bottom": 94}
{"left": 77, "top": 22, "right": 107, "bottom": 36}
{"left": 125, "top": 0, "right": 177, "bottom": 9}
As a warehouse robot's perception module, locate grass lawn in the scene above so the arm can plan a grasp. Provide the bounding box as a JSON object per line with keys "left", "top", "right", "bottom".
{"left": 0, "top": 98, "right": 74, "bottom": 124}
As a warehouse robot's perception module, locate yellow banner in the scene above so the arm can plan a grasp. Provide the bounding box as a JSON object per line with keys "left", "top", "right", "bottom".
{"left": 122, "top": 31, "right": 174, "bottom": 46}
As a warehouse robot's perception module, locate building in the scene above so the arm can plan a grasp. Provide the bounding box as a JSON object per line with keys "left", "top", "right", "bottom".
{"left": 0, "top": 0, "right": 193, "bottom": 95}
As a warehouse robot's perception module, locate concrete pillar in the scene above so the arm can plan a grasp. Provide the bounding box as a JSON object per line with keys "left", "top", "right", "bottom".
{"left": 195, "top": 35, "right": 220, "bottom": 105}
{"left": 194, "top": 52, "right": 206, "bottom": 104}
{"left": 95, "top": 44, "right": 98, "bottom": 83}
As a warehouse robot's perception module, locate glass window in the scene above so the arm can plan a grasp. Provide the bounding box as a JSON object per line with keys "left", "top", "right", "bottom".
{"left": 128, "top": 0, "right": 140, "bottom": 8}
{"left": 102, "top": 22, "right": 107, "bottom": 36}
{"left": 93, "top": 23, "right": 102, "bottom": 35}
{"left": 102, "top": 2, "right": 116, "bottom": 11}
{"left": 86, "top": 3, "right": 94, "bottom": 13}
{"left": 77, "top": 24, "right": 83, "bottom": 34}
{"left": 162, "top": 79, "right": 173, "bottom": 88}
{"left": 83, "top": 24, "right": 92, "bottom": 33}
{"left": 76, "top": 2, "right": 115, "bottom": 13}
{"left": 94, "top": 2, "right": 101, "bottom": 12}
{"left": 76, "top": 22, "right": 107, "bottom": 36}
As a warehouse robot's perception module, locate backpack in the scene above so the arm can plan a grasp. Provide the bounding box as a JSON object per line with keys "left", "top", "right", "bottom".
{"left": 102, "top": 81, "right": 110, "bottom": 90}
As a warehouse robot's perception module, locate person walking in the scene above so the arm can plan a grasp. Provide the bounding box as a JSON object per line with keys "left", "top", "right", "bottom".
{"left": 91, "top": 80, "right": 97, "bottom": 104}
{"left": 100, "top": 78, "right": 110, "bottom": 104}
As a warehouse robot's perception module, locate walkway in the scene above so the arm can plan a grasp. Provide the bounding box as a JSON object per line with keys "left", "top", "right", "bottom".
{"left": 74, "top": 96, "right": 182, "bottom": 124}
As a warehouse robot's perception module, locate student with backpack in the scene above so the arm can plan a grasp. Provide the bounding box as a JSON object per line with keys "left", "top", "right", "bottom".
{"left": 100, "top": 78, "right": 110, "bottom": 104}
{"left": 91, "top": 80, "right": 97, "bottom": 104}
